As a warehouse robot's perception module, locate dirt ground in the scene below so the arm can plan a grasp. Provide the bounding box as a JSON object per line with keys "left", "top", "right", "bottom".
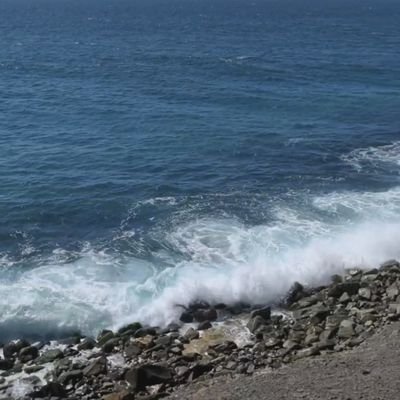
{"left": 169, "top": 321, "right": 400, "bottom": 400}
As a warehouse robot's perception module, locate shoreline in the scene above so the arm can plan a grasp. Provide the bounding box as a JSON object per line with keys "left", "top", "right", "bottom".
{"left": 1, "top": 259, "right": 400, "bottom": 399}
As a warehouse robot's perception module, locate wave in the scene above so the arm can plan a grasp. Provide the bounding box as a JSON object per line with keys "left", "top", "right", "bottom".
{"left": 1, "top": 185, "right": 400, "bottom": 340}
{"left": 341, "top": 140, "right": 400, "bottom": 172}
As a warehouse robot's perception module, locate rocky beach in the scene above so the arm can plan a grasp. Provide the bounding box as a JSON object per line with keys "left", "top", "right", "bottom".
{"left": 2, "top": 259, "right": 400, "bottom": 400}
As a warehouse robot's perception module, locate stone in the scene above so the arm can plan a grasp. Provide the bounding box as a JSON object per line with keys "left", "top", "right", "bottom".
{"left": 78, "top": 337, "right": 96, "bottom": 351}
{"left": 198, "top": 321, "right": 212, "bottom": 330}
{"left": 296, "top": 347, "right": 319, "bottom": 359}
{"left": 125, "top": 364, "right": 172, "bottom": 390}
{"left": 386, "top": 285, "right": 399, "bottom": 299}
{"left": 58, "top": 369, "right": 83, "bottom": 385}
{"left": 339, "top": 292, "right": 351, "bottom": 303}
{"left": 125, "top": 343, "right": 142, "bottom": 358}
{"left": 102, "top": 338, "right": 120, "bottom": 353}
{"left": 358, "top": 287, "right": 372, "bottom": 300}
{"left": 189, "top": 361, "right": 212, "bottom": 380}
{"left": 286, "top": 282, "right": 305, "bottom": 305}
{"left": 179, "top": 311, "right": 193, "bottom": 323}
{"left": 184, "top": 328, "right": 199, "bottom": 341}
{"left": 134, "top": 327, "right": 157, "bottom": 338}
{"left": 37, "top": 349, "right": 64, "bottom": 364}
{"left": 250, "top": 306, "right": 271, "bottom": 321}
{"left": 83, "top": 356, "right": 107, "bottom": 377}
{"left": 118, "top": 322, "right": 142, "bottom": 335}
{"left": 328, "top": 282, "right": 360, "bottom": 298}
{"left": 175, "top": 365, "right": 190, "bottom": 378}
{"left": 193, "top": 308, "right": 217, "bottom": 322}
{"left": 0, "top": 359, "right": 13, "bottom": 370}
{"left": 381, "top": 259, "right": 400, "bottom": 270}
{"left": 388, "top": 303, "right": 400, "bottom": 314}
{"left": 338, "top": 319, "right": 354, "bottom": 339}
{"left": 97, "top": 330, "right": 115, "bottom": 346}
{"left": 24, "top": 365, "right": 45, "bottom": 374}
{"left": 154, "top": 335, "right": 172, "bottom": 347}
{"left": 247, "top": 315, "right": 268, "bottom": 333}
{"left": 3, "top": 342, "right": 18, "bottom": 359}
{"left": 30, "top": 382, "right": 66, "bottom": 398}
{"left": 19, "top": 346, "right": 39, "bottom": 363}
{"left": 103, "top": 390, "right": 135, "bottom": 400}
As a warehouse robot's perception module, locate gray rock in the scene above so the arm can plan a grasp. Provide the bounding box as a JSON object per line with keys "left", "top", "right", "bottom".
{"left": 184, "top": 327, "right": 199, "bottom": 341}
{"left": 118, "top": 322, "right": 142, "bottom": 335}
{"left": 250, "top": 306, "right": 271, "bottom": 321}
{"left": 338, "top": 319, "right": 355, "bottom": 339}
{"left": 339, "top": 292, "right": 351, "bottom": 303}
{"left": 125, "top": 364, "right": 172, "bottom": 390}
{"left": 328, "top": 282, "right": 360, "bottom": 298}
{"left": 296, "top": 347, "right": 319, "bottom": 359}
{"left": 77, "top": 337, "right": 96, "bottom": 351}
{"left": 180, "top": 312, "right": 194, "bottom": 323}
{"left": 37, "top": 349, "right": 64, "bottom": 364}
{"left": 29, "top": 382, "right": 66, "bottom": 398}
{"left": 97, "top": 330, "right": 114, "bottom": 346}
{"left": 247, "top": 315, "right": 268, "bottom": 334}
{"left": 358, "top": 287, "right": 372, "bottom": 300}
{"left": 102, "top": 338, "right": 120, "bottom": 353}
{"left": 19, "top": 346, "right": 39, "bottom": 363}
{"left": 125, "top": 343, "right": 142, "bottom": 358}
{"left": 83, "top": 356, "right": 107, "bottom": 377}
{"left": 386, "top": 285, "right": 399, "bottom": 300}
{"left": 58, "top": 369, "right": 83, "bottom": 385}
{"left": 198, "top": 321, "right": 212, "bottom": 330}
{"left": 0, "top": 359, "right": 13, "bottom": 370}
{"left": 193, "top": 308, "right": 218, "bottom": 322}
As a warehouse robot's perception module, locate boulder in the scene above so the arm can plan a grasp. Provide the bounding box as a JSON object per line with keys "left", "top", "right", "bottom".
{"left": 184, "top": 328, "right": 199, "bottom": 341}
{"left": 338, "top": 319, "right": 354, "bottom": 339}
{"left": 193, "top": 308, "right": 217, "bottom": 322}
{"left": 250, "top": 306, "right": 271, "bottom": 321}
{"left": 102, "top": 338, "right": 120, "bottom": 353}
{"left": 19, "top": 346, "right": 39, "bottom": 363}
{"left": 358, "top": 288, "right": 372, "bottom": 300}
{"left": 125, "top": 343, "right": 142, "bottom": 358}
{"left": 103, "top": 390, "right": 135, "bottom": 400}
{"left": 97, "top": 330, "right": 115, "bottom": 346}
{"left": 179, "top": 312, "right": 193, "bottom": 323}
{"left": 83, "top": 356, "right": 107, "bottom": 377}
{"left": 247, "top": 315, "right": 267, "bottom": 334}
{"left": 77, "top": 337, "right": 96, "bottom": 351}
{"left": 30, "top": 382, "right": 66, "bottom": 398}
{"left": 0, "top": 358, "right": 13, "bottom": 370}
{"left": 118, "top": 322, "right": 142, "bottom": 335}
{"left": 37, "top": 349, "right": 64, "bottom": 364}
{"left": 198, "top": 321, "right": 212, "bottom": 330}
{"left": 328, "top": 282, "right": 360, "bottom": 298}
{"left": 58, "top": 369, "right": 83, "bottom": 385}
{"left": 125, "top": 364, "right": 172, "bottom": 390}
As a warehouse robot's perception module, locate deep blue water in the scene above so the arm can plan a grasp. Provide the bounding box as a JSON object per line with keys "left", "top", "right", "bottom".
{"left": 0, "top": 0, "right": 400, "bottom": 339}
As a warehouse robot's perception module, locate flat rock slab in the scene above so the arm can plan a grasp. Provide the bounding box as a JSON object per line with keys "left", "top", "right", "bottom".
{"left": 169, "top": 322, "right": 400, "bottom": 400}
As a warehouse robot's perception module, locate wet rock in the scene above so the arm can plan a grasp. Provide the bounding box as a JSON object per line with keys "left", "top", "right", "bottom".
{"left": 295, "top": 347, "right": 319, "bottom": 359}
{"left": 30, "top": 382, "right": 66, "bottom": 398}
{"left": 58, "top": 369, "right": 83, "bottom": 385}
{"left": 0, "top": 358, "right": 13, "bottom": 370}
{"left": 19, "top": 345, "right": 39, "bottom": 363}
{"left": 250, "top": 306, "right": 271, "bottom": 321}
{"left": 381, "top": 259, "right": 400, "bottom": 270}
{"left": 125, "top": 364, "right": 173, "bottom": 390}
{"left": 189, "top": 361, "right": 212, "bottom": 381}
{"left": 180, "top": 312, "right": 193, "bottom": 323}
{"left": 24, "top": 365, "right": 45, "bottom": 374}
{"left": 339, "top": 292, "right": 351, "bottom": 304}
{"left": 83, "top": 356, "right": 107, "bottom": 377}
{"left": 103, "top": 390, "right": 135, "bottom": 400}
{"left": 118, "top": 322, "right": 142, "bottom": 335}
{"left": 386, "top": 284, "right": 399, "bottom": 300}
{"left": 37, "top": 348, "right": 64, "bottom": 364}
{"left": 97, "top": 330, "right": 115, "bottom": 346}
{"left": 338, "top": 319, "right": 355, "bottom": 339}
{"left": 328, "top": 282, "right": 360, "bottom": 298}
{"left": 198, "top": 321, "right": 212, "bottom": 330}
{"left": 134, "top": 327, "right": 157, "bottom": 338}
{"left": 125, "top": 343, "right": 142, "bottom": 358}
{"left": 103, "top": 338, "right": 120, "bottom": 353}
{"left": 78, "top": 337, "right": 96, "bottom": 351}
{"left": 358, "top": 287, "right": 372, "bottom": 300}
{"left": 193, "top": 308, "right": 217, "bottom": 323}
{"left": 184, "top": 328, "right": 199, "bottom": 341}
{"left": 247, "top": 315, "right": 268, "bottom": 334}
{"left": 286, "top": 282, "right": 305, "bottom": 305}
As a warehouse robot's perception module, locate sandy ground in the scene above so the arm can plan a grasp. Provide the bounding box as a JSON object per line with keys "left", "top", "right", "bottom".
{"left": 169, "top": 321, "right": 400, "bottom": 400}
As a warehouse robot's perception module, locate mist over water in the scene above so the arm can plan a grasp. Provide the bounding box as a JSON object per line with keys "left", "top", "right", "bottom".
{"left": 0, "top": 0, "right": 400, "bottom": 340}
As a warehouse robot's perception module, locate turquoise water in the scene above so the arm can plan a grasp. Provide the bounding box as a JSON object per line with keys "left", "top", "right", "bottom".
{"left": 0, "top": 0, "right": 400, "bottom": 340}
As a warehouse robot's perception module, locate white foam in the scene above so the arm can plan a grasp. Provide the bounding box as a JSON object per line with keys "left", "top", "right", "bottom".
{"left": 1, "top": 187, "right": 400, "bottom": 337}
{"left": 341, "top": 140, "right": 400, "bottom": 172}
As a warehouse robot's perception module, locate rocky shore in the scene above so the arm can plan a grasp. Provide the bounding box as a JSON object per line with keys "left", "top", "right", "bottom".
{"left": 2, "top": 259, "right": 400, "bottom": 400}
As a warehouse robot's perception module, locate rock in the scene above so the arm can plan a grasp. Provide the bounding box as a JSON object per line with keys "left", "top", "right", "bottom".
{"left": 250, "top": 306, "right": 271, "bottom": 320}
{"left": 386, "top": 285, "right": 399, "bottom": 300}
{"left": 3, "top": 342, "right": 17, "bottom": 359}
{"left": 286, "top": 282, "right": 305, "bottom": 305}
{"left": 37, "top": 348, "right": 64, "bottom": 364}
{"left": 134, "top": 327, "right": 157, "bottom": 338}
{"left": 295, "top": 347, "right": 319, "bottom": 359}
{"left": 184, "top": 328, "right": 199, "bottom": 341}
{"left": 125, "top": 343, "right": 142, "bottom": 358}
{"left": 339, "top": 292, "right": 351, "bottom": 303}
{"left": 155, "top": 335, "right": 172, "bottom": 347}
{"left": 193, "top": 308, "right": 217, "bottom": 322}
{"left": 118, "top": 322, "right": 142, "bottom": 335}
{"left": 0, "top": 358, "right": 13, "bottom": 370}
{"left": 388, "top": 303, "right": 400, "bottom": 314}
{"left": 103, "top": 390, "right": 135, "bottom": 400}
{"left": 30, "top": 382, "right": 66, "bottom": 398}
{"left": 97, "top": 330, "right": 115, "bottom": 346}
{"left": 380, "top": 259, "right": 400, "bottom": 270}
{"left": 134, "top": 335, "right": 154, "bottom": 350}
{"left": 198, "top": 321, "right": 212, "bottom": 330}
{"left": 247, "top": 315, "right": 268, "bottom": 334}
{"left": 83, "top": 356, "right": 107, "bottom": 377}
{"left": 58, "top": 369, "right": 83, "bottom": 385}
{"left": 328, "top": 282, "right": 360, "bottom": 298}
{"left": 78, "top": 337, "right": 96, "bottom": 351}
{"left": 102, "top": 338, "right": 120, "bottom": 353}
{"left": 189, "top": 361, "right": 212, "bottom": 380}
{"left": 358, "top": 287, "right": 372, "bottom": 300}
{"left": 19, "top": 346, "right": 39, "bottom": 363}
{"left": 24, "top": 365, "right": 45, "bottom": 374}
{"left": 125, "top": 364, "right": 172, "bottom": 390}
{"left": 179, "top": 312, "right": 193, "bottom": 323}
{"left": 338, "top": 319, "right": 355, "bottom": 339}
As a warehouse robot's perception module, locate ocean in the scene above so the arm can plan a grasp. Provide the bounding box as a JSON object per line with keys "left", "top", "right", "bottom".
{"left": 0, "top": 0, "right": 400, "bottom": 341}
